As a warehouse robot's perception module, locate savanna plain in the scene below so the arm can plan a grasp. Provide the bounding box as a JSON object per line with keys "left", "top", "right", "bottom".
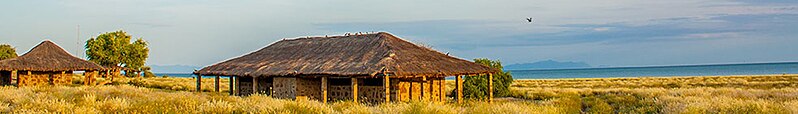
{"left": 1, "top": 74, "right": 797, "bottom": 114}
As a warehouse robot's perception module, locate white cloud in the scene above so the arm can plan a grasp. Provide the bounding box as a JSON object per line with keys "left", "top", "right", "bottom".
{"left": 593, "top": 27, "right": 611, "bottom": 31}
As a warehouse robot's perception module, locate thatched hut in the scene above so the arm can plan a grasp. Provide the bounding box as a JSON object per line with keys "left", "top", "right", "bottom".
{"left": 0, "top": 40, "right": 106, "bottom": 86}
{"left": 194, "top": 32, "right": 498, "bottom": 103}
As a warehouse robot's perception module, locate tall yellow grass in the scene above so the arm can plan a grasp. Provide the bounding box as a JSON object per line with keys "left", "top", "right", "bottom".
{"left": 1, "top": 74, "right": 795, "bottom": 113}
{"left": 0, "top": 85, "right": 563, "bottom": 113}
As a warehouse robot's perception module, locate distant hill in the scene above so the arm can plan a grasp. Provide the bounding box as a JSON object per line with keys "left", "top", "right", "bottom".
{"left": 149, "top": 65, "right": 202, "bottom": 73}
{"left": 504, "top": 60, "right": 591, "bottom": 70}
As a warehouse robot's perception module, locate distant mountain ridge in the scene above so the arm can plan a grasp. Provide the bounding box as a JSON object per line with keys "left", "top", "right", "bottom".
{"left": 149, "top": 65, "right": 202, "bottom": 73}
{"left": 504, "top": 60, "right": 591, "bottom": 70}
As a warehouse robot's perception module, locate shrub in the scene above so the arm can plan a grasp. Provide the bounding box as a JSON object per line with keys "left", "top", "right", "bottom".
{"left": 0, "top": 44, "right": 16, "bottom": 60}
{"left": 456, "top": 58, "right": 513, "bottom": 99}
{"left": 144, "top": 71, "right": 156, "bottom": 78}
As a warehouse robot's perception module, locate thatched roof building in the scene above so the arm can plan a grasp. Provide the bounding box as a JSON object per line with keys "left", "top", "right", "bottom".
{"left": 0, "top": 41, "right": 105, "bottom": 71}
{"left": 196, "top": 32, "right": 496, "bottom": 77}
{"left": 0, "top": 40, "right": 105, "bottom": 86}
{"left": 194, "top": 32, "right": 497, "bottom": 103}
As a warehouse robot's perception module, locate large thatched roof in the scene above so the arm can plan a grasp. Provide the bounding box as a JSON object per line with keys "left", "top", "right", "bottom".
{"left": 0, "top": 40, "right": 106, "bottom": 71}
{"left": 195, "top": 32, "right": 497, "bottom": 78}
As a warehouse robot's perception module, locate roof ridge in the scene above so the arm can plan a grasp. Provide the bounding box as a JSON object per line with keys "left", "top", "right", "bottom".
{"left": 281, "top": 32, "right": 388, "bottom": 41}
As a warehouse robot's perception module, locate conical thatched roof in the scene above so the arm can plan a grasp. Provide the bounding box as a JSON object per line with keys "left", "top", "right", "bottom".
{"left": 0, "top": 40, "right": 106, "bottom": 71}
{"left": 195, "top": 32, "right": 497, "bottom": 78}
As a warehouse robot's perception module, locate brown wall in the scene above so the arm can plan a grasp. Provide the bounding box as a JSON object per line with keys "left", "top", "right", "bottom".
{"left": 236, "top": 76, "right": 273, "bottom": 96}
{"left": 233, "top": 76, "right": 446, "bottom": 104}
{"left": 237, "top": 77, "right": 254, "bottom": 95}
{"left": 18, "top": 71, "right": 73, "bottom": 86}
{"left": 296, "top": 77, "right": 321, "bottom": 100}
{"left": 392, "top": 77, "right": 444, "bottom": 102}
{"left": 273, "top": 77, "right": 296, "bottom": 99}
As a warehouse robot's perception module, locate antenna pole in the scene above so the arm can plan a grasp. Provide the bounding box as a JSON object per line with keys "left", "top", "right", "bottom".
{"left": 77, "top": 25, "right": 81, "bottom": 59}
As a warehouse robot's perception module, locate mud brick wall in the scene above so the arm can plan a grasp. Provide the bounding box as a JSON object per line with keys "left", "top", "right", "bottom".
{"left": 430, "top": 78, "right": 442, "bottom": 102}
{"left": 236, "top": 77, "right": 273, "bottom": 96}
{"left": 296, "top": 78, "right": 321, "bottom": 101}
{"left": 237, "top": 77, "right": 254, "bottom": 96}
{"left": 396, "top": 81, "right": 410, "bottom": 102}
{"left": 410, "top": 81, "right": 421, "bottom": 100}
{"left": 53, "top": 72, "right": 72, "bottom": 86}
{"left": 329, "top": 86, "right": 352, "bottom": 101}
{"left": 390, "top": 79, "right": 400, "bottom": 101}
{"left": 257, "top": 77, "right": 272, "bottom": 95}
{"left": 391, "top": 78, "right": 444, "bottom": 102}
{"left": 19, "top": 71, "right": 51, "bottom": 86}
{"left": 359, "top": 86, "right": 386, "bottom": 103}
{"left": 423, "top": 80, "right": 432, "bottom": 101}
{"left": 273, "top": 77, "right": 297, "bottom": 99}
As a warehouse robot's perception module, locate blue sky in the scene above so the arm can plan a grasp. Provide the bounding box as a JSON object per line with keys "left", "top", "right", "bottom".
{"left": 1, "top": 0, "right": 796, "bottom": 67}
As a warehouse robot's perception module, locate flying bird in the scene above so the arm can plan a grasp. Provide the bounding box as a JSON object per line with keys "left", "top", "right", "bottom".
{"left": 526, "top": 17, "right": 534, "bottom": 23}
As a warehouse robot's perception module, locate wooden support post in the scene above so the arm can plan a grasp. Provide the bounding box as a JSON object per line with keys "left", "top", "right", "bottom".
{"left": 440, "top": 77, "right": 445, "bottom": 102}
{"left": 252, "top": 77, "right": 259, "bottom": 95}
{"left": 235, "top": 76, "right": 240, "bottom": 96}
{"left": 322, "top": 76, "right": 328, "bottom": 103}
{"left": 11, "top": 70, "right": 17, "bottom": 86}
{"left": 409, "top": 81, "right": 413, "bottom": 100}
{"left": 489, "top": 73, "right": 493, "bottom": 103}
{"left": 352, "top": 77, "right": 358, "bottom": 102}
{"left": 229, "top": 76, "right": 235, "bottom": 95}
{"left": 421, "top": 76, "right": 426, "bottom": 101}
{"left": 215, "top": 75, "right": 220, "bottom": 92}
{"left": 196, "top": 74, "right": 202, "bottom": 92}
{"left": 384, "top": 75, "right": 390, "bottom": 103}
{"left": 456, "top": 75, "right": 463, "bottom": 103}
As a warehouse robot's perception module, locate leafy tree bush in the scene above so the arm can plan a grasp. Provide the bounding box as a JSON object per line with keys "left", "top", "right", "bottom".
{"left": 0, "top": 44, "right": 17, "bottom": 60}
{"left": 453, "top": 58, "right": 514, "bottom": 99}
{"left": 142, "top": 66, "right": 156, "bottom": 78}
{"left": 86, "top": 30, "right": 149, "bottom": 77}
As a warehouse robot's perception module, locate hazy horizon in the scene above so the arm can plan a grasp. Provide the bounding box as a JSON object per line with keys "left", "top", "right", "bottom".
{"left": 2, "top": 0, "right": 797, "bottom": 68}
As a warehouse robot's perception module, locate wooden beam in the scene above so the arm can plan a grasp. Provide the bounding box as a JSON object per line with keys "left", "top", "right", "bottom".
{"left": 215, "top": 75, "right": 221, "bottom": 92}
{"left": 384, "top": 75, "right": 390, "bottom": 103}
{"left": 489, "top": 73, "right": 493, "bottom": 103}
{"left": 352, "top": 77, "right": 358, "bottom": 102}
{"left": 253, "top": 77, "right": 259, "bottom": 95}
{"left": 456, "top": 75, "right": 463, "bottom": 103}
{"left": 322, "top": 76, "right": 328, "bottom": 103}
{"left": 196, "top": 74, "right": 202, "bottom": 92}
{"left": 229, "top": 76, "right": 235, "bottom": 95}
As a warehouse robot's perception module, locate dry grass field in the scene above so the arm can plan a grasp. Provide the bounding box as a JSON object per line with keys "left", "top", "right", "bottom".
{"left": 1, "top": 74, "right": 796, "bottom": 113}
{"left": 509, "top": 74, "right": 798, "bottom": 114}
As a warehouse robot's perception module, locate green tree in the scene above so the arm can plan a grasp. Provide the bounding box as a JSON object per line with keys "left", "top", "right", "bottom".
{"left": 86, "top": 30, "right": 149, "bottom": 77}
{"left": 0, "top": 44, "right": 17, "bottom": 60}
{"left": 141, "top": 66, "right": 156, "bottom": 78}
{"left": 454, "top": 58, "right": 514, "bottom": 99}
